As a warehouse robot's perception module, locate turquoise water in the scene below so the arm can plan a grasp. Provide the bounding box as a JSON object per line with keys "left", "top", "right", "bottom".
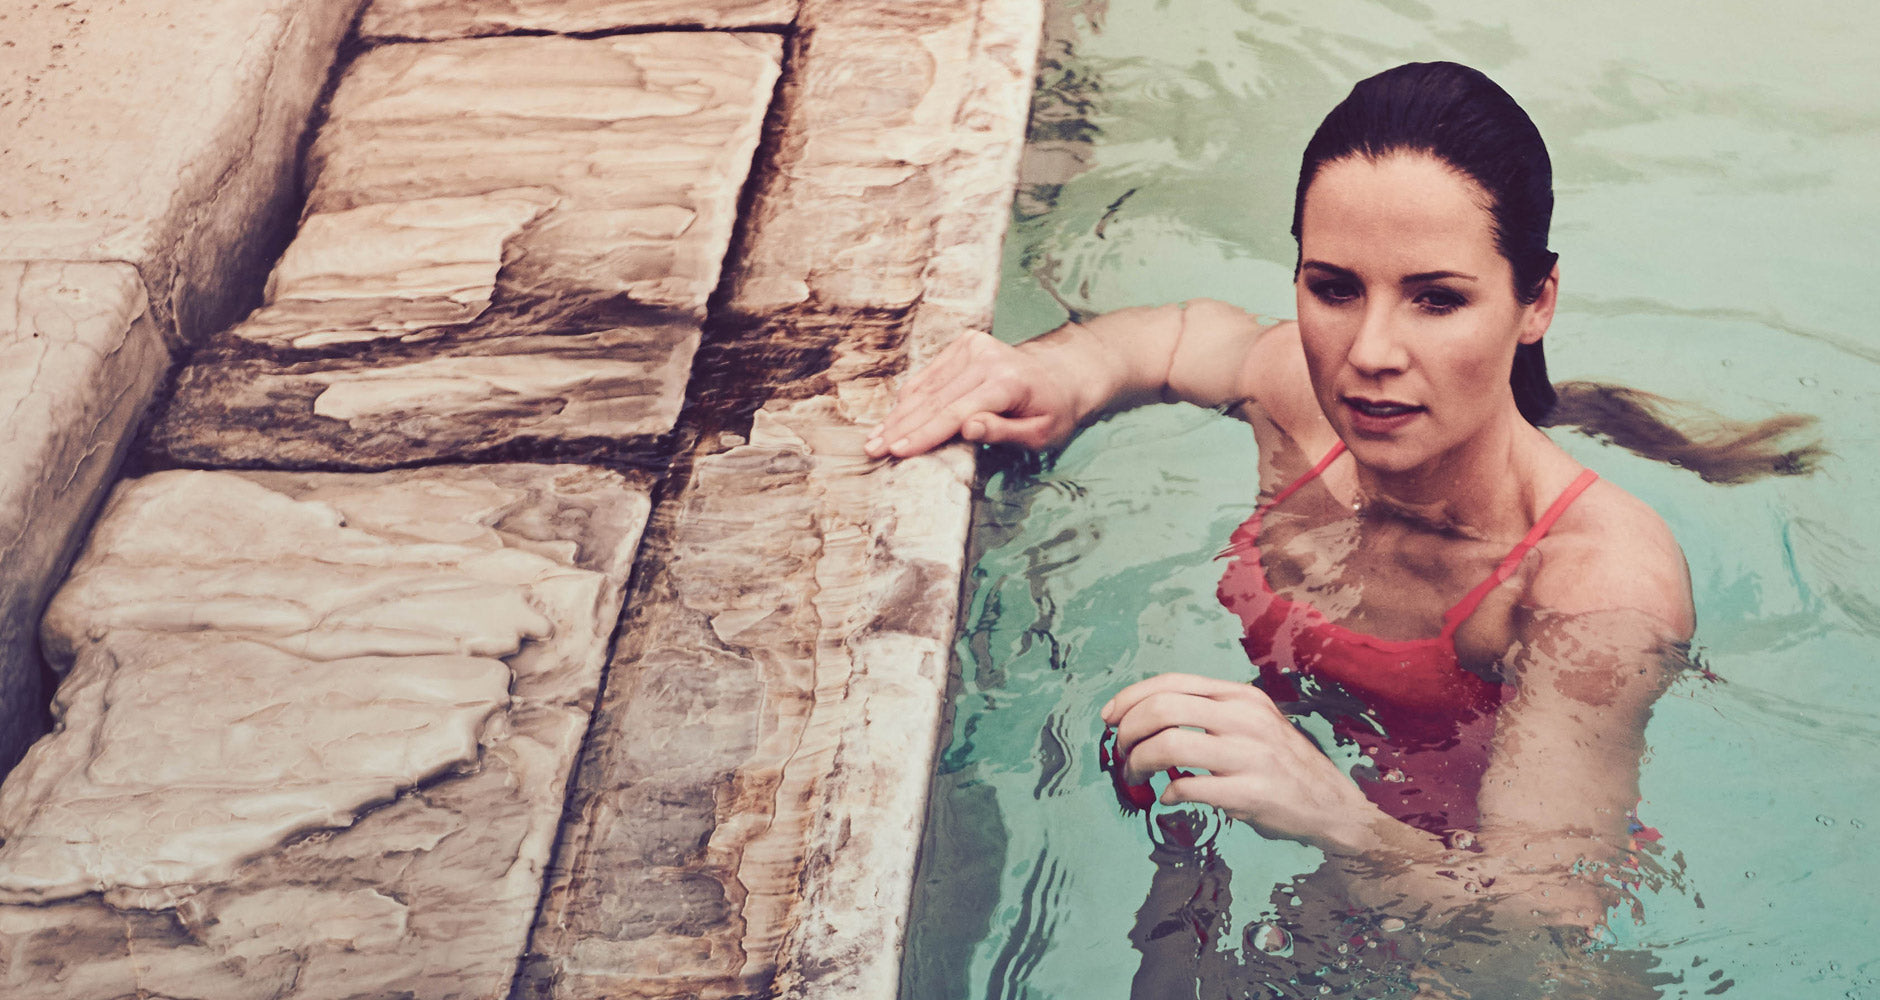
{"left": 903, "top": 1, "right": 1880, "bottom": 997}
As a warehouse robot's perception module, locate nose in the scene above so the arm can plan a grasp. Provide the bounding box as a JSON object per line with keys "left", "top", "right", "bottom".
{"left": 1346, "top": 299, "right": 1409, "bottom": 375}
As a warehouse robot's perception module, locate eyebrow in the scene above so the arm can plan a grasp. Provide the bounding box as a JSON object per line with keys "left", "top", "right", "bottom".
{"left": 1301, "top": 260, "right": 1479, "bottom": 284}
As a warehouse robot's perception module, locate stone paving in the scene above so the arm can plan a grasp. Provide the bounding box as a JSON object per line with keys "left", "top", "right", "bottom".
{"left": 0, "top": 0, "right": 1041, "bottom": 996}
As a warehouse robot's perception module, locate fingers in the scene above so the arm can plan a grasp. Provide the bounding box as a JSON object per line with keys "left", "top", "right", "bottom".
{"left": 1100, "top": 672, "right": 1276, "bottom": 727}
{"left": 1111, "top": 690, "right": 1255, "bottom": 765}
{"left": 1121, "top": 725, "right": 1250, "bottom": 786}
{"left": 880, "top": 380, "right": 1023, "bottom": 458}
{"left": 866, "top": 331, "right": 1081, "bottom": 459}
{"left": 865, "top": 332, "right": 998, "bottom": 458}
{"left": 963, "top": 412, "right": 1060, "bottom": 449}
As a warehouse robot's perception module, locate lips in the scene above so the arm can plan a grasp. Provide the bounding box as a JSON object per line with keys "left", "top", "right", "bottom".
{"left": 1342, "top": 394, "right": 1424, "bottom": 433}
{"left": 1345, "top": 396, "right": 1420, "bottom": 417}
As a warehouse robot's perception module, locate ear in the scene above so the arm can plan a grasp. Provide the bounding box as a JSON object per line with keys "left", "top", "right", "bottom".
{"left": 1518, "top": 263, "right": 1560, "bottom": 346}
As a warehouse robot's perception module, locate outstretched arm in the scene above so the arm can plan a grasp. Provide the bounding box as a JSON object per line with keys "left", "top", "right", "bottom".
{"left": 864, "top": 299, "right": 1279, "bottom": 459}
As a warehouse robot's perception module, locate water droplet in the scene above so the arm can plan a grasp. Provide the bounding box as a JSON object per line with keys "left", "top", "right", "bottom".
{"left": 1799, "top": 376, "right": 1819, "bottom": 387}
{"left": 1720, "top": 358, "right": 1734, "bottom": 367}
{"left": 1744, "top": 870, "right": 1757, "bottom": 878}
{"left": 1850, "top": 818, "right": 1865, "bottom": 830}
{"left": 1818, "top": 815, "right": 1836, "bottom": 827}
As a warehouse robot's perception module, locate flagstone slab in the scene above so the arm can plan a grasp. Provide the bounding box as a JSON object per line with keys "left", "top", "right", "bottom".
{"left": 144, "top": 31, "right": 779, "bottom": 470}
{"left": 360, "top": 0, "right": 797, "bottom": 40}
{"left": 515, "top": 390, "right": 974, "bottom": 1000}
{"left": 308, "top": 33, "right": 780, "bottom": 318}
{"left": 0, "top": 0, "right": 365, "bottom": 343}
{"left": 0, "top": 260, "right": 166, "bottom": 773}
{"left": 151, "top": 321, "right": 699, "bottom": 469}
{"left": 0, "top": 464, "right": 649, "bottom": 999}
{"left": 726, "top": 0, "right": 1039, "bottom": 319}
{"left": 512, "top": 1, "right": 1040, "bottom": 994}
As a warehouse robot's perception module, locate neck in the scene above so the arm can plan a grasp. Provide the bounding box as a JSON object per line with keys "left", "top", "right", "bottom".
{"left": 1352, "top": 409, "right": 1541, "bottom": 539}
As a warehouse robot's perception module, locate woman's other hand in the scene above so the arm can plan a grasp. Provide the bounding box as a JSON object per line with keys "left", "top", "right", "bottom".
{"left": 864, "top": 330, "right": 1087, "bottom": 459}
{"left": 1100, "top": 673, "right": 1381, "bottom": 853}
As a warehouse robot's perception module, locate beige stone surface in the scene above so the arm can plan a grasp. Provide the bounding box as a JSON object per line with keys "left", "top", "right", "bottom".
{"left": 147, "top": 31, "right": 780, "bottom": 470}
{"left": 726, "top": 0, "right": 1041, "bottom": 319}
{"left": 512, "top": 1, "right": 1040, "bottom": 995}
{"left": 309, "top": 33, "right": 780, "bottom": 316}
{"left": 0, "top": 260, "right": 166, "bottom": 773}
{"left": 238, "top": 189, "right": 560, "bottom": 350}
{"left": 153, "top": 321, "right": 699, "bottom": 468}
{"left": 361, "top": 0, "right": 797, "bottom": 39}
{"left": 0, "top": 0, "right": 366, "bottom": 343}
{"left": 0, "top": 464, "right": 649, "bottom": 998}
{"left": 0, "top": 0, "right": 362, "bottom": 769}
{"left": 518, "top": 391, "right": 975, "bottom": 1000}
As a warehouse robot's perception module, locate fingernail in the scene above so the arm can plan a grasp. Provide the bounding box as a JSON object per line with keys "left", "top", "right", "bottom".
{"left": 890, "top": 437, "right": 909, "bottom": 453}
{"left": 864, "top": 435, "right": 881, "bottom": 452}
{"left": 1099, "top": 698, "right": 1115, "bottom": 719}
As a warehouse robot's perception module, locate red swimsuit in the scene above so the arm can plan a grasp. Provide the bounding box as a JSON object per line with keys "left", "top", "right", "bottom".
{"left": 1217, "top": 442, "right": 1599, "bottom": 835}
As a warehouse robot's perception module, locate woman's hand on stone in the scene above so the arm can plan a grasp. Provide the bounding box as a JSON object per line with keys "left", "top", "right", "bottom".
{"left": 1101, "top": 672, "right": 1381, "bottom": 854}
{"left": 864, "top": 331, "right": 1085, "bottom": 459}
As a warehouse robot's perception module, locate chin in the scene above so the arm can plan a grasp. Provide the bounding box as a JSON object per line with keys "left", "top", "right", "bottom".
{"left": 1340, "top": 431, "right": 1447, "bottom": 477}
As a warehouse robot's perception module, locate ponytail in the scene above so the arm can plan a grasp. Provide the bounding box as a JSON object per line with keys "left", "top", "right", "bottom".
{"left": 1534, "top": 380, "right": 1824, "bottom": 485}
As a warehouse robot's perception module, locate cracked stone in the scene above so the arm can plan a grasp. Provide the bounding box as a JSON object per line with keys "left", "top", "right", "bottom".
{"left": 309, "top": 33, "right": 779, "bottom": 317}
{"left": 152, "top": 322, "right": 699, "bottom": 468}
{"left": 146, "top": 32, "right": 779, "bottom": 470}
{"left": 520, "top": 390, "right": 975, "bottom": 1000}
{"left": 0, "top": 0, "right": 366, "bottom": 344}
{"left": 0, "top": 463, "right": 649, "bottom": 999}
{"left": 360, "top": 0, "right": 798, "bottom": 39}
{"left": 726, "top": 0, "right": 1037, "bottom": 319}
{"left": 0, "top": 260, "right": 166, "bottom": 773}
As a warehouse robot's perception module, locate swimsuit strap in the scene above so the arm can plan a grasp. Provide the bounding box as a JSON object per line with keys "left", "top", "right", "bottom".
{"left": 1441, "top": 468, "right": 1600, "bottom": 636}
{"left": 1262, "top": 440, "right": 1348, "bottom": 511}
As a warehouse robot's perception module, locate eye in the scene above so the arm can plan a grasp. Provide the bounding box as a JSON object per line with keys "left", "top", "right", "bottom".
{"left": 1415, "top": 287, "right": 1467, "bottom": 315}
{"left": 1307, "top": 278, "right": 1359, "bottom": 305}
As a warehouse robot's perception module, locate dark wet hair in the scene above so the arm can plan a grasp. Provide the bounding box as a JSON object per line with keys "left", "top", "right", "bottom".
{"left": 1292, "top": 62, "right": 1822, "bottom": 484}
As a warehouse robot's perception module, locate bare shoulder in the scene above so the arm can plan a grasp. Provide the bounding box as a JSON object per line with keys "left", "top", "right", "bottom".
{"left": 1183, "top": 310, "right": 1329, "bottom": 444}
{"left": 1166, "top": 301, "right": 1303, "bottom": 408}
{"left": 1528, "top": 476, "right": 1695, "bottom": 640}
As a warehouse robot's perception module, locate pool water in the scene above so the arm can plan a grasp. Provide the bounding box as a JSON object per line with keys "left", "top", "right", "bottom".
{"left": 903, "top": 1, "right": 1880, "bottom": 997}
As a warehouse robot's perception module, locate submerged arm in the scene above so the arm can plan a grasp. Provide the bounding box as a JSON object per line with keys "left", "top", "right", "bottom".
{"left": 1298, "top": 605, "right": 1689, "bottom": 998}
{"left": 864, "top": 299, "right": 1280, "bottom": 458}
{"left": 1110, "top": 516, "right": 1695, "bottom": 993}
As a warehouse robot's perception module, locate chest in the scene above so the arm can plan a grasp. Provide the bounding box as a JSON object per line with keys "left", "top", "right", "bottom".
{"left": 1249, "top": 498, "right": 1521, "bottom": 672}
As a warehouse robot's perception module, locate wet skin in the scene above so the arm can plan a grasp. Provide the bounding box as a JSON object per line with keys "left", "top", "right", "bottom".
{"left": 869, "top": 152, "right": 1698, "bottom": 990}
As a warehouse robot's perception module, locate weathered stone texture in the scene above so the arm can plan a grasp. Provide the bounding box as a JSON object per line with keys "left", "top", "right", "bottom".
{"left": 148, "top": 32, "right": 781, "bottom": 470}
{"left": 514, "top": 0, "right": 1041, "bottom": 995}
{"left": 0, "top": 261, "right": 166, "bottom": 773}
{"left": 519, "top": 392, "right": 974, "bottom": 1000}
{"left": 361, "top": 0, "right": 798, "bottom": 40}
{"left": 308, "top": 34, "right": 780, "bottom": 317}
{"left": 0, "top": 0, "right": 366, "bottom": 343}
{"left": 1, "top": 0, "right": 363, "bottom": 772}
{"left": 726, "top": 0, "right": 1041, "bottom": 319}
{"left": 0, "top": 465, "right": 649, "bottom": 998}
{"left": 153, "top": 321, "right": 700, "bottom": 468}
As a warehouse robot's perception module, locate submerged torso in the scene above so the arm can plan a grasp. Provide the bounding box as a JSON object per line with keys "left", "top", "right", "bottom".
{"left": 1217, "top": 440, "right": 1597, "bottom": 835}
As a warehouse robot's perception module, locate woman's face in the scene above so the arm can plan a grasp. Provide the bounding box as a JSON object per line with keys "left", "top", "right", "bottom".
{"left": 1295, "top": 152, "right": 1555, "bottom": 476}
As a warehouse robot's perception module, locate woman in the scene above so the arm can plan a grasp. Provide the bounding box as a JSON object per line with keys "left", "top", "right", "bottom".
{"left": 868, "top": 62, "right": 1817, "bottom": 995}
